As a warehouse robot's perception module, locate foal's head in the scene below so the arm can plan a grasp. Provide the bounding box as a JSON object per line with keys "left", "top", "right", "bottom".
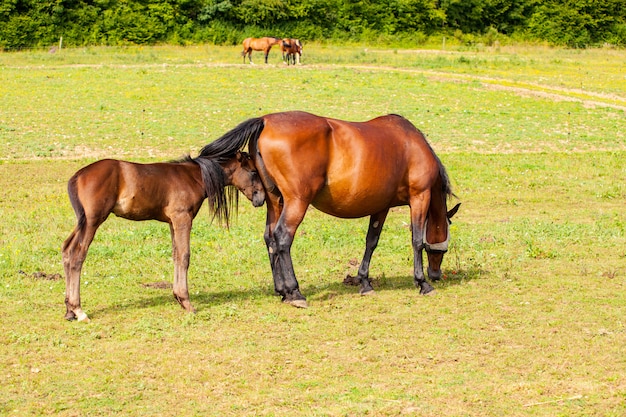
{"left": 224, "top": 151, "right": 265, "bottom": 207}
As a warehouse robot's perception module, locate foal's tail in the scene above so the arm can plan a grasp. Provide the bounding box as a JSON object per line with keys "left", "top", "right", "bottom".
{"left": 62, "top": 175, "right": 85, "bottom": 252}
{"left": 199, "top": 117, "right": 265, "bottom": 161}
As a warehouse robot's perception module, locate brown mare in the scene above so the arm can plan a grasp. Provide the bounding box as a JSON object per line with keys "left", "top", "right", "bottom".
{"left": 280, "top": 38, "right": 302, "bottom": 65}
{"left": 241, "top": 37, "right": 281, "bottom": 64}
{"left": 62, "top": 151, "right": 265, "bottom": 321}
{"left": 200, "top": 111, "right": 460, "bottom": 308}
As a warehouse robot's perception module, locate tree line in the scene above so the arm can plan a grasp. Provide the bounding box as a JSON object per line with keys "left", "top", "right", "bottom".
{"left": 1, "top": 0, "right": 625, "bottom": 50}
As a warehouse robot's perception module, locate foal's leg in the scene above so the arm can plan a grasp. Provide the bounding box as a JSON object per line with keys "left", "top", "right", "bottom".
{"left": 354, "top": 210, "right": 389, "bottom": 295}
{"left": 270, "top": 199, "right": 308, "bottom": 308}
{"left": 169, "top": 216, "right": 195, "bottom": 313}
{"left": 62, "top": 222, "right": 100, "bottom": 322}
{"left": 410, "top": 192, "right": 435, "bottom": 295}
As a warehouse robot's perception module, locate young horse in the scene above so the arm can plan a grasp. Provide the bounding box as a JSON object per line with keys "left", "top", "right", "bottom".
{"left": 280, "top": 38, "right": 302, "bottom": 65}
{"left": 241, "top": 37, "right": 281, "bottom": 64}
{"left": 200, "top": 111, "right": 460, "bottom": 308}
{"left": 62, "top": 151, "right": 265, "bottom": 322}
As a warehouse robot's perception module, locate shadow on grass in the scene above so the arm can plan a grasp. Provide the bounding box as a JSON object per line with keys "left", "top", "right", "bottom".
{"left": 88, "top": 265, "right": 486, "bottom": 317}
{"left": 315, "top": 265, "right": 487, "bottom": 296}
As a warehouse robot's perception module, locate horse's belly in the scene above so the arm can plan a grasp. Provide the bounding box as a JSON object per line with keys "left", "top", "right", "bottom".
{"left": 311, "top": 188, "right": 403, "bottom": 218}
{"left": 113, "top": 194, "right": 166, "bottom": 222}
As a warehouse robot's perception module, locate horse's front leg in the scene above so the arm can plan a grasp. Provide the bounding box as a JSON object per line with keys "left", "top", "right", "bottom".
{"left": 170, "top": 217, "right": 195, "bottom": 313}
{"left": 351, "top": 210, "right": 389, "bottom": 295}
{"left": 410, "top": 192, "right": 435, "bottom": 295}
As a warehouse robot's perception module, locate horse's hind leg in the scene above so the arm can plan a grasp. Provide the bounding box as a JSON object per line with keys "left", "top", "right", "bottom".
{"left": 352, "top": 210, "right": 389, "bottom": 295}
{"left": 410, "top": 191, "right": 435, "bottom": 295}
{"left": 169, "top": 217, "right": 195, "bottom": 313}
{"left": 267, "top": 199, "right": 308, "bottom": 308}
{"left": 62, "top": 223, "right": 99, "bottom": 322}
{"left": 263, "top": 196, "right": 287, "bottom": 297}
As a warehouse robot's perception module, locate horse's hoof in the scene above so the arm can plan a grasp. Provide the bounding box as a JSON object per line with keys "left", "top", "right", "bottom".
{"left": 360, "top": 289, "right": 375, "bottom": 296}
{"left": 76, "top": 311, "right": 90, "bottom": 322}
{"left": 421, "top": 289, "right": 437, "bottom": 296}
{"left": 285, "top": 299, "right": 308, "bottom": 308}
{"left": 64, "top": 311, "right": 76, "bottom": 321}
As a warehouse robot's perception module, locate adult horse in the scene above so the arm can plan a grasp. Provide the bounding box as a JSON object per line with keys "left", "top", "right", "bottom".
{"left": 280, "top": 38, "right": 302, "bottom": 65}
{"left": 241, "top": 37, "right": 281, "bottom": 64}
{"left": 200, "top": 111, "right": 460, "bottom": 308}
{"left": 62, "top": 151, "right": 265, "bottom": 322}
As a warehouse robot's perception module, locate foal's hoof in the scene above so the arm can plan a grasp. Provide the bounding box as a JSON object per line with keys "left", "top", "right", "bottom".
{"left": 285, "top": 299, "right": 308, "bottom": 309}
{"left": 77, "top": 312, "right": 91, "bottom": 323}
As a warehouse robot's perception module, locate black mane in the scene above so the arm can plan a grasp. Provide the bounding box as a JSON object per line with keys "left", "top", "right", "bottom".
{"left": 170, "top": 155, "right": 237, "bottom": 227}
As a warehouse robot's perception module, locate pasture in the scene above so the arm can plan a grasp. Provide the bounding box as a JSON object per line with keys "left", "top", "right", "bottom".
{"left": 1, "top": 44, "right": 625, "bottom": 416}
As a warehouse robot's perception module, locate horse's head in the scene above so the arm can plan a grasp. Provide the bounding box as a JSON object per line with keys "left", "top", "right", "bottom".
{"left": 227, "top": 151, "right": 265, "bottom": 207}
{"left": 424, "top": 203, "right": 460, "bottom": 281}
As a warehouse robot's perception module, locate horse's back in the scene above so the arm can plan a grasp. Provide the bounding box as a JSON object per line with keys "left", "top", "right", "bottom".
{"left": 258, "top": 111, "right": 440, "bottom": 217}
{"left": 73, "top": 159, "right": 201, "bottom": 221}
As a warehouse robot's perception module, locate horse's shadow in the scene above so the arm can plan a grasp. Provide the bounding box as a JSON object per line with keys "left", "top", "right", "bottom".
{"left": 88, "top": 266, "right": 486, "bottom": 318}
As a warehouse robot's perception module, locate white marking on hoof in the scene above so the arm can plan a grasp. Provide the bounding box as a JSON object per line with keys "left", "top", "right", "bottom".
{"left": 423, "top": 289, "right": 437, "bottom": 296}
{"left": 360, "top": 289, "right": 376, "bottom": 296}
{"left": 287, "top": 299, "right": 308, "bottom": 308}
{"left": 76, "top": 311, "right": 90, "bottom": 322}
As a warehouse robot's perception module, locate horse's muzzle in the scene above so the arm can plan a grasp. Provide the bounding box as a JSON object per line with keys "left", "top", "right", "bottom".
{"left": 252, "top": 191, "right": 266, "bottom": 207}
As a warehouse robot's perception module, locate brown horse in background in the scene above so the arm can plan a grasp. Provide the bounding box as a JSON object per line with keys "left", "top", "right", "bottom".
{"left": 280, "top": 38, "right": 302, "bottom": 65}
{"left": 200, "top": 111, "right": 460, "bottom": 308}
{"left": 62, "top": 152, "right": 265, "bottom": 322}
{"left": 241, "top": 37, "right": 281, "bottom": 64}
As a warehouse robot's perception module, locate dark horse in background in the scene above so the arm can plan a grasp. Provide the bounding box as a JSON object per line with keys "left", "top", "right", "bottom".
{"left": 241, "top": 37, "right": 281, "bottom": 64}
{"left": 280, "top": 38, "right": 302, "bottom": 65}
{"left": 200, "top": 111, "right": 460, "bottom": 308}
{"left": 62, "top": 152, "right": 265, "bottom": 322}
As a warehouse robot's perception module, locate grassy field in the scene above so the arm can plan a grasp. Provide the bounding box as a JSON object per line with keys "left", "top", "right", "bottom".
{"left": 1, "top": 44, "right": 625, "bottom": 416}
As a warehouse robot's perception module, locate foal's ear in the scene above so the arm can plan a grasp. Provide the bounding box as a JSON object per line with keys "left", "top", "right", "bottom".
{"left": 447, "top": 203, "right": 461, "bottom": 220}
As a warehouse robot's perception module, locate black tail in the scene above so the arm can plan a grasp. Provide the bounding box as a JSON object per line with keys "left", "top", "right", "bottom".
{"left": 435, "top": 155, "right": 454, "bottom": 199}
{"left": 196, "top": 117, "right": 265, "bottom": 226}
{"left": 199, "top": 117, "right": 265, "bottom": 162}
{"left": 62, "top": 175, "right": 85, "bottom": 252}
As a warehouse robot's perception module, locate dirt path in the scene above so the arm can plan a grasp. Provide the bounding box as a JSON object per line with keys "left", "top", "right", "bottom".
{"left": 8, "top": 61, "right": 626, "bottom": 111}
{"left": 337, "top": 64, "right": 626, "bottom": 112}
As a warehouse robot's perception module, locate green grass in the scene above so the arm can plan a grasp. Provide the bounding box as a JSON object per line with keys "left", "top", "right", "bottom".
{"left": 1, "top": 45, "right": 625, "bottom": 416}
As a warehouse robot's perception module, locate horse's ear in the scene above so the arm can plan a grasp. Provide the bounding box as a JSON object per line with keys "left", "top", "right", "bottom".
{"left": 447, "top": 203, "right": 461, "bottom": 220}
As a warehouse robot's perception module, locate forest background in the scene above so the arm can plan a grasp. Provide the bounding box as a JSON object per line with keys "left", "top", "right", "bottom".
{"left": 1, "top": 0, "right": 626, "bottom": 50}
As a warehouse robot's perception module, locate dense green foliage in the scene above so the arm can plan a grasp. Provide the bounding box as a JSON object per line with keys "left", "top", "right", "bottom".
{"left": 1, "top": 0, "right": 625, "bottom": 49}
